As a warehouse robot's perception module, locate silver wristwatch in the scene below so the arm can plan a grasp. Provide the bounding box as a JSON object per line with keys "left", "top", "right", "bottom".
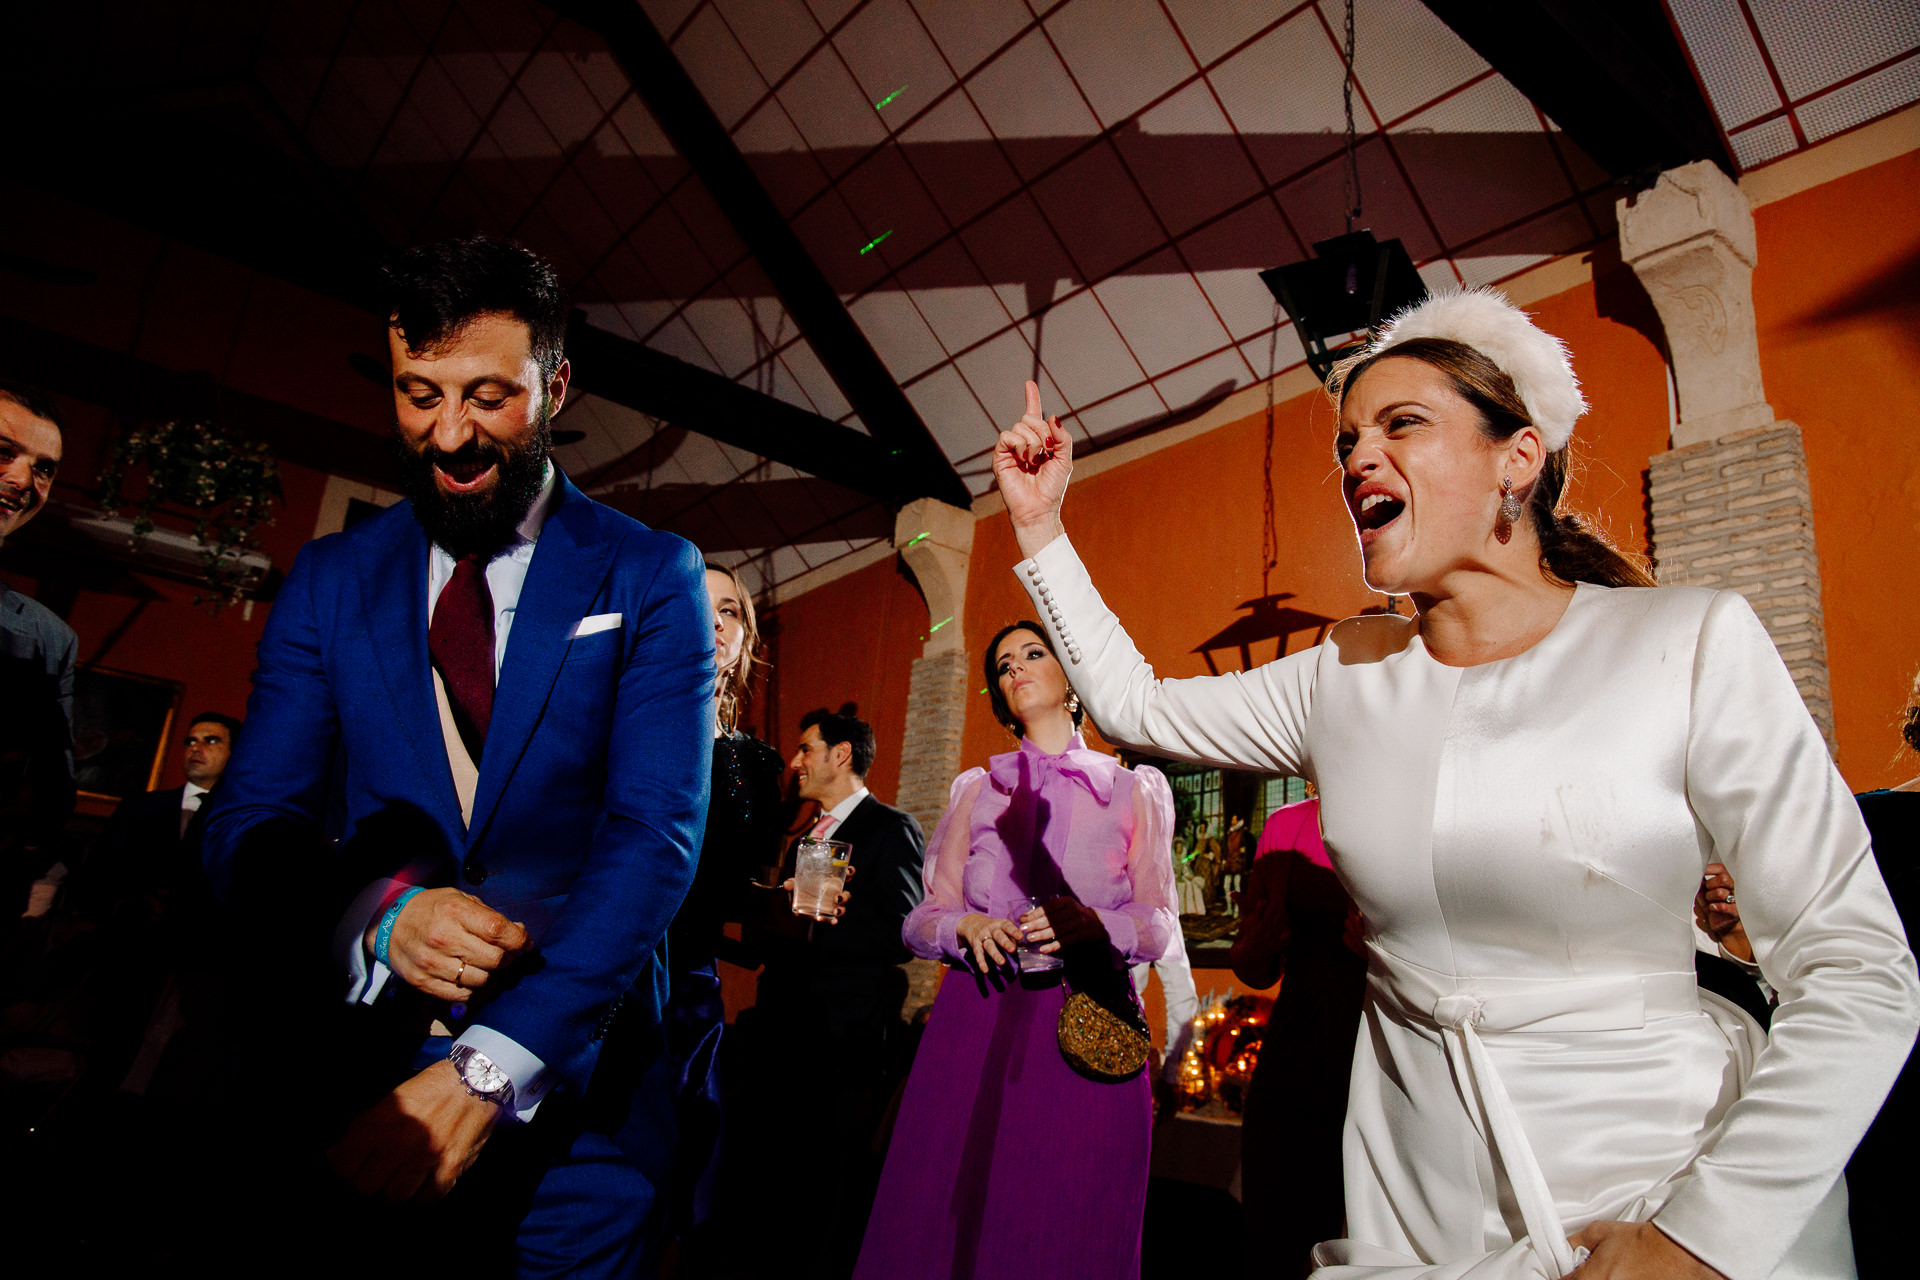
{"left": 448, "top": 1043, "right": 515, "bottom": 1111}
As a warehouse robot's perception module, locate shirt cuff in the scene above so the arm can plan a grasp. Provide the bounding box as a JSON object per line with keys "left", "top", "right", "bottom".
{"left": 935, "top": 913, "right": 965, "bottom": 965}
{"left": 455, "top": 1025, "right": 550, "bottom": 1124}
{"left": 335, "top": 877, "right": 402, "bottom": 1004}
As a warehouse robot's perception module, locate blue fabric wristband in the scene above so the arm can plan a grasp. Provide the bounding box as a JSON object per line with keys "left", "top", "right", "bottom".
{"left": 374, "top": 886, "right": 426, "bottom": 969}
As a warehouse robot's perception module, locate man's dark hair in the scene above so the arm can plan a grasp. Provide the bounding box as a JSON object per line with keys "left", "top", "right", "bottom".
{"left": 0, "top": 383, "right": 64, "bottom": 432}
{"left": 187, "top": 712, "right": 242, "bottom": 740}
{"left": 801, "top": 703, "right": 875, "bottom": 779}
{"left": 382, "top": 236, "right": 568, "bottom": 378}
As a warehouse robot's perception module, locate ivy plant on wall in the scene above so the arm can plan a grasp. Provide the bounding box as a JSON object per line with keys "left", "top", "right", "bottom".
{"left": 96, "top": 418, "right": 282, "bottom": 607}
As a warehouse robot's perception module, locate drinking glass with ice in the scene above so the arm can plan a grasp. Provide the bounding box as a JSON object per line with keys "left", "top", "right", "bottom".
{"left": 791, "top": 838, "right": 853, "bottom": 919}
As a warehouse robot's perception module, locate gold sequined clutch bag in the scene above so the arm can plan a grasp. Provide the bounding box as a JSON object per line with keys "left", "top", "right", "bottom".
{"left": 1057, "top": 988, "right": 1150, "bottom": 1082}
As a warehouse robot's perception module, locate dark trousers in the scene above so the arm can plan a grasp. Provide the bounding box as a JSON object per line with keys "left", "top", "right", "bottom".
{"left": 712, "top": 988, "right": 908, "bottom": 1280}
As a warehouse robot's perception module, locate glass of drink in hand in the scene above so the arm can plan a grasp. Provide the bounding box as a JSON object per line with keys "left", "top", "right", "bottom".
{"left": 791, "top": 839, "right": 853, "bottom": 919}
{"left": 1013, "top": 897, "right": 1065, "bottom": 973}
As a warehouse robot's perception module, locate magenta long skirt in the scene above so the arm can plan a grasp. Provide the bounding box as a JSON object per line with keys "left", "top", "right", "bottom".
{"left": 852, "top": 969, "right": 1151, "bottom": 1280}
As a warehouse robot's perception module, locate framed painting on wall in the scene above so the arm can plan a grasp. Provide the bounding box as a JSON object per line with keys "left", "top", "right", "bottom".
{"left": 1124, "top": 754, "right": 1312, "bottom": 966}
{"left": 70, "top": 664, "right": 183, "bottom": 804}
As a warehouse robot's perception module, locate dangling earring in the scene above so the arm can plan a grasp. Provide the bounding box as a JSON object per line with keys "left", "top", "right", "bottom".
{"left": 1064, "top": 689, "right": 1081, "bottom": 717}
{"left": 1495, "top": 475, "right": 1522, "bottom": 545}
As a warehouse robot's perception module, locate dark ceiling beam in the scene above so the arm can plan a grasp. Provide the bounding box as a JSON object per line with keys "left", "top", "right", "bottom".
{"left": 567, "top": 318, "right": 922, "bottom": 505}
{"left": 1420, "top": 0, "right": 1735, "bottom": 182}
{"left": 0, "top": 314, "right": 399, "bottom": 489}
{"left": 547, "top": 0, "right": 973, "bottom": 511}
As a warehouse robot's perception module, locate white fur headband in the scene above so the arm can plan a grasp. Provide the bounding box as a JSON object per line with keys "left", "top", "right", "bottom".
{"left": 1360, "top": 287, "right": 1586, "bottom": 451}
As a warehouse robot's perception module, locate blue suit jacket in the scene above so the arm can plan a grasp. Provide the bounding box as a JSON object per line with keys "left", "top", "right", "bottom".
{"left": 203, "top": 475, "right": 714, "bottom": 1118}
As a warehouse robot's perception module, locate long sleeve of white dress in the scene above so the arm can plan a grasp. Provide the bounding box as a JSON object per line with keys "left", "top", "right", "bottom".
{"left": 1651, "top": 590, "right": 1920, "bottom": 1277}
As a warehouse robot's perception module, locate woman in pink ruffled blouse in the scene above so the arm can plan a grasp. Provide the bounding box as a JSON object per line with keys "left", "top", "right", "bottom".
{"left": 852, "top": 620, "right": 1176, "bottom": 1280}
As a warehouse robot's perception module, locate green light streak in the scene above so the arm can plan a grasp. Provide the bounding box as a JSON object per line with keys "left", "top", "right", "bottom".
{"left": 857, "top": 229, "right": 894, "bottom": 255}
{"left": 873, "top": 85, "right": 908, "bottom": 110}
{"left": 928, "top": 615, "right": 953, "bottom": 633}
{"left": 903, "top": 531, "right": 930, "bottom": 548}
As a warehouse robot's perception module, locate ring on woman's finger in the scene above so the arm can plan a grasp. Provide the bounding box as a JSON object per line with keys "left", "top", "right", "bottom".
{"left": 455, "top": 960, "right": 467, "bottom": 986}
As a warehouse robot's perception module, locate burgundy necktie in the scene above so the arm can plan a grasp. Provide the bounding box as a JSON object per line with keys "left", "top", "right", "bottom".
{"left": 430, "top": 554, "right": 495, "bottom": 760}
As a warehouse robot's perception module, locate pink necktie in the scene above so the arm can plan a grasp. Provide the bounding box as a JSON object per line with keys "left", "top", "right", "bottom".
{"left": 430, "top": 554, "right": 495, "bottom": 760}
{"left": 808, "top": 812, "right": 837, "bottom": 840}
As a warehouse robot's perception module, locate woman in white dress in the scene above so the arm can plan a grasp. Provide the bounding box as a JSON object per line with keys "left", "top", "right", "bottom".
{"left": 991, "top": 290, "right": 1919, "bottom": 1280}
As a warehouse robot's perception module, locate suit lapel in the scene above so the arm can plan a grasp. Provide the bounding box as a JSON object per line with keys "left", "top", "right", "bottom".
{"left": 355, "top": 510, "right": 464, "bottom": 833}
{"left": 467, "top": 478, "right": 615, "bottom": 843}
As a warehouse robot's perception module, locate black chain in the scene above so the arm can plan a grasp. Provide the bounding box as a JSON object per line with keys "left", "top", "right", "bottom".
{"left": 1341, "top": 0, "right": 1362, "bottom": 232}
{"left": 1261, "top": 303, "right": 1280, "bottom": 595}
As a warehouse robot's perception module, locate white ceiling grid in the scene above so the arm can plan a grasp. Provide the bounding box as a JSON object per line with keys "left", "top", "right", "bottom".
{"left": 251, "top": 0, "right": 1920, "bottom": 594}
{"left": 1668, "top": 0, "right": 1920, "bottom": 169}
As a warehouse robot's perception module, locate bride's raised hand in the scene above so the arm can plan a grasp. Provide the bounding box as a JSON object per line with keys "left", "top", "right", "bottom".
{"left": 993, "top": 379, "right": 1073, "bottom": 558}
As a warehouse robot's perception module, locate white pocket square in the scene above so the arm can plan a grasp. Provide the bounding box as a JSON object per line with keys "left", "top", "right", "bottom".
{"left": 569, "top": 613, "right": 623, "bottom": 638}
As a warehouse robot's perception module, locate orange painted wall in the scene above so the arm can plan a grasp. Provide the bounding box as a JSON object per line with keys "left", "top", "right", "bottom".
{"left": 752, "top": 553, "right": 931, "bottom": 807}
{"left": 1752, "top": 150, "right": 1920, "bottom": 787}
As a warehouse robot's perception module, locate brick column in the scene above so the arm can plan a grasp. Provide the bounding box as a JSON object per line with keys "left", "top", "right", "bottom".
{"left": 1646, "top": 425, "right": 1834, "bottom": 746}
{"left": 891, "top": 498, "right": 975, "bottom": 1017}
{"left": 1619, "top": 162, "right": 1836, "bottom": 753}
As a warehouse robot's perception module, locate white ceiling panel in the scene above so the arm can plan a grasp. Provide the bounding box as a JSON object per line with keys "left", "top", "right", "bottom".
{"left": 1207, "top": 11, "right": 1354, "bottom": 185}
{"left": 670, "top": 4, "right": 769, "bottom": 130}
{"left": 1154, "top": 346, "right": 1257, "bottom": 413}
{"left": 1338, "top": 0, "right": 1490, "bottom": 124}
{"left": 848, "top": 289, "right": 947, "bottom": 381}
{"left": 903, "top": 363, "right": 999, "bottom": 459}
{"left": 1030, "top": 288, "right": 1147, "bottom": 406}
{"left": 1798, "top": 52, "right": 1920, "bottom": 143}
{"left": 779, "top": 41, "right": 891, "bottom": 165}
{"left": 912, "top": 0, "right": 1035, "bottom": 78}
{"left": 1072, "top": 384, "right": 1167, "bottom": 441}
{"left": 1093, "top": 261, "right": 1235, "bottom": 376}
{"left": 835, "top": 0, "right": 956, "bottom": 128}
{"left": 966, "top": 27, "right": 1103, "bottom": 179}
{"left": 1045, "top": 0, "right": 1196, "bottom": 128}
{"left": 1162, "top": 0, "right": 1283, "bottom": 68}
{"left": 1747, "top": 0, "right": 1920, "bottom": 101}
{"left": 713, "top": 0, "right": 822, "bottom": 84}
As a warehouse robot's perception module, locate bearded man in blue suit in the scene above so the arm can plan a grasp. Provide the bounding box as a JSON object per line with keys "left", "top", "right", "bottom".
{"left": 202, "top": 237, "right": 712, "bottom": 1276}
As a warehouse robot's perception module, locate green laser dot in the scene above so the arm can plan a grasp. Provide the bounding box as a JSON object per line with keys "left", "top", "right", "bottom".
{"left": 904, "top": 531, "right": 930, "bottom": 547}
{"left": 857, "top": 229, "right": 894, "bottom": 255}
{"left": 873, "top": 85, "right": 907, "bottom": 110}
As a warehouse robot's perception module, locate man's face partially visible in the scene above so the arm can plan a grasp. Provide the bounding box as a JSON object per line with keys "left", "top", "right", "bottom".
{"left": 182, "top": 721, "right": 232, "bottom": 788}
{"left": 389, "top": 312, "right": 569, "bottom": 558}
{"left": 0, "top": 399, "right": 61, "bottom": 542}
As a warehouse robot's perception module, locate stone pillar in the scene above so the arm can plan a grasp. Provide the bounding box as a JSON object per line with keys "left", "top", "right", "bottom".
{"left": 1618, "top": 162, "right": 1835, "bottom": 750}
{"left": 890, "top": 497, "right": 975, "bottom": 1017}
{"left": 891, "top": 498, "right": 975, "bottom": 834}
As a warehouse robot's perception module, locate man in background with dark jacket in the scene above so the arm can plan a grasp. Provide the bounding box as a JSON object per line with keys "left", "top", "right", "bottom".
{"left": 723, "top": 705, "right": 924, "bottom": 1279}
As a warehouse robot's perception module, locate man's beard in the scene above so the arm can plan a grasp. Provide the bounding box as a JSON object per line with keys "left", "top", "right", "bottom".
{"left": 395, "top": 407, "right": 552, "bottom": 559}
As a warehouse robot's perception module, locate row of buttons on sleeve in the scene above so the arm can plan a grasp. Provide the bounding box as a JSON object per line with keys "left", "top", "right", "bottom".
{"left": 1024, "top": 562, "right": 1082, "bottom": 665}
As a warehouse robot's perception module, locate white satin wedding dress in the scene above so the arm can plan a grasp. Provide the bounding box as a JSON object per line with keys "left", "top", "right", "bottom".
{"left": 1017, "top": 536, "right": 1918, "bottom": 1280}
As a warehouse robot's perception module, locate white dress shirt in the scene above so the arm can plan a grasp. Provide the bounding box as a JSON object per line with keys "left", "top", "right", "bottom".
{"left": 334, "top": 465, "right": 559, "bottom": 1121}
{"left": 180, "top": 781, "right": 208, "bottom": 838}
{"left": 813, "top": 785, "right": 869, "bottom": 838}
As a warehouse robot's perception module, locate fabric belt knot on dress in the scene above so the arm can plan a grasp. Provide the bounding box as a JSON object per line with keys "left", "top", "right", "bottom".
{"left": 1366, "top": 948, "right": 1702, "bottom": 1280}
{"left": 1431, "top": 993, "right": 1486, "bottom": 1031}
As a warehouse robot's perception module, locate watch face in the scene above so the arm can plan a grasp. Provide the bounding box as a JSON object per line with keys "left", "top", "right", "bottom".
{"left": 457, "top": 1050, "right": 510, "bottom": 1097}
